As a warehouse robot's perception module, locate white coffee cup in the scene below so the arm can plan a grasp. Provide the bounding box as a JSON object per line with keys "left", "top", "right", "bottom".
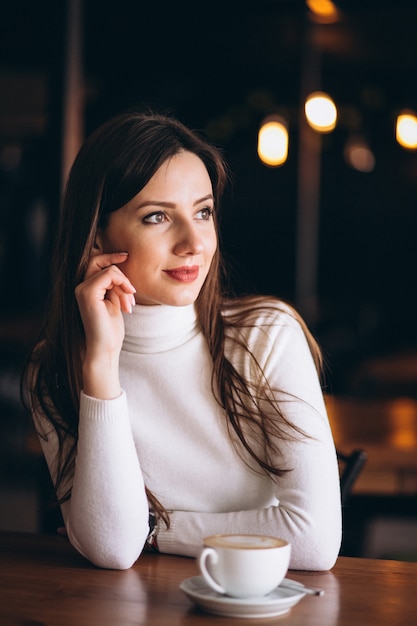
{"left": 198, "top": 534, "right": 291, "bottom": 598}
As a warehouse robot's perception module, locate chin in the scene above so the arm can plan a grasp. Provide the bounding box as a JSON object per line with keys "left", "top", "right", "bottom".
{"left": 165, "top": 296, "right": 198, "bottom": 307}
{"left": 137, "top": 294, "right": 199, "bottom": 307}
{"left": 164, "top": 289, "right": 202, "bottom": 307}
{"left": 137, "top": 284, "right": 203, "bottom": 307}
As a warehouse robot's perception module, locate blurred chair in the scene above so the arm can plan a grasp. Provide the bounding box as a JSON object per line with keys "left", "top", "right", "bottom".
{"left": 337, "top": 448, "right": 367, "bottom": 504}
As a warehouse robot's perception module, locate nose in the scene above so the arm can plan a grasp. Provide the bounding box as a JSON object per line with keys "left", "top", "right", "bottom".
{"left": 173, "top": 221, "right": 204, "bottom": 256}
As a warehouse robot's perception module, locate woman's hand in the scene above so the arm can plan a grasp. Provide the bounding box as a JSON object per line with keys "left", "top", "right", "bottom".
{"left": 75, "top": 252, "right": 136, "bottom": 399}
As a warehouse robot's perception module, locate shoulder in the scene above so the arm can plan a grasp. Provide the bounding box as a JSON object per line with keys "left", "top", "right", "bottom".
{"left": 221, "top": 295, "right": 322, "bottom": 374}
{"left": 222, "top": 296, "right": 304, "bottom": 334}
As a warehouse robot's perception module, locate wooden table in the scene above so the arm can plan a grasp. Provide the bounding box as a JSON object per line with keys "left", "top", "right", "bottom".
{"left": 0, "top": 532, "right": 416, "bottom": 625}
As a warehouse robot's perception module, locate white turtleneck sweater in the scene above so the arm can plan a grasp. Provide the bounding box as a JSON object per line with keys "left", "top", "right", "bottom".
{"left": 37, "top": 301, "right": 342, "bottom": 571}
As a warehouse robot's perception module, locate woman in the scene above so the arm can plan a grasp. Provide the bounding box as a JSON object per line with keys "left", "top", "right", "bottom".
{"left": 24, "top": 111, "right": 341, "bottom": 570}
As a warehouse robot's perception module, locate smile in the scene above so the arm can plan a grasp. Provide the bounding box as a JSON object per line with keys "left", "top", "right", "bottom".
{"left": 163, "top": 266, "right": 200, "bottom": 283}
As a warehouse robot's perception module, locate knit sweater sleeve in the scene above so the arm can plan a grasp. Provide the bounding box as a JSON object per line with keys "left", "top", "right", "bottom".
{"left": 157, "top": 306, "right": 342, "bottom": 571}
{"left": 36, "top": 391, "right": 149, "bottom": 569}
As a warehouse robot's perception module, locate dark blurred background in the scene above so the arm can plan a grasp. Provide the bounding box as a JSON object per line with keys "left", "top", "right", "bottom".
{"left": 2, "top": 0, "right": 417, "bottom": 390}
{"left": 1, "top": 0, "right": 417, "bottom": 553}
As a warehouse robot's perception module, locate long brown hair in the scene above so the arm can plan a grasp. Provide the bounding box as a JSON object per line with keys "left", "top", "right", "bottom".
{"left": 23, "top": 110, "right": 322, "bottom": 525}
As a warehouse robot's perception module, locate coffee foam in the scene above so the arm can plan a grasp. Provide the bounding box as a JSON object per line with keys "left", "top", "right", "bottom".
{"left": 204, "top": 534, "right": 286, "bottom": 550}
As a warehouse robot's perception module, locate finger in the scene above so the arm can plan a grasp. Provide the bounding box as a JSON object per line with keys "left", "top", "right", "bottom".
{"left": 84, "top": 263, "right": 136, "bottom": 295}
{"left": 109, "top": 283, "right": 136, "bottom": 313}
{"left": 84, "top": 252, "right": 130, "bottom": 280}
{"left": 104, "top": 285, "right": 135, "bottom": 316}
{"left": 101, "top": 267, "right": 137, "bottom": 297}
{"left": 75, "top": 266, "right": 136, "bottom": 313}
{"left": 105, "top": 285, "right": 123, "bottom": 309}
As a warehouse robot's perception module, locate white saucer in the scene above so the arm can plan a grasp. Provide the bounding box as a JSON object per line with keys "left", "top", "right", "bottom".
{"left": 180, "top": 576, "right": 306, "bottom": 619}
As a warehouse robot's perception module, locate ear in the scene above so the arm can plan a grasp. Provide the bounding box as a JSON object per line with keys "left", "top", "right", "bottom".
{"left": 92, "top": 227, "right": 105, "bottom": 255}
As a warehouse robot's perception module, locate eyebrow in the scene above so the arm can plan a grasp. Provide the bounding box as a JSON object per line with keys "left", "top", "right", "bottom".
{"left": 135, "top": 194, "right": 214, "bottom": 210}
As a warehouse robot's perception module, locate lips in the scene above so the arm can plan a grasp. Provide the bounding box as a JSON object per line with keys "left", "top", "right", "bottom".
{"left": 163, "top": 266, "right": 200, "bottom": 282}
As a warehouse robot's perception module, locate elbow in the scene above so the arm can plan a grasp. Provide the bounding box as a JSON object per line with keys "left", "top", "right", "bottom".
{"left": 289, "top": 518, "right": 342, "bottom": 571}
{"left": 66, "top": 524, "right": 145, "bottom": 570}
{"left": 306, "top": 542, "right": 339, "bottom": 571}
{"left": 75, "top": 540, "right": 143, "bottom": 570}
{"left": 290, "top": 537, "right": 339, "bottom": 571}
{"left": 91, "top": 550, "right": 140, "bottom": 571}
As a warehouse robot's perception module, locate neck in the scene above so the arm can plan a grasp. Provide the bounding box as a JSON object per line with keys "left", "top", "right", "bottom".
{"left": 122, "top": 303, "right": 199, "bottom": 353}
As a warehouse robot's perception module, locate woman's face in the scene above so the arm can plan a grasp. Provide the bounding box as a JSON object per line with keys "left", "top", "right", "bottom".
{"left": 97, "top": 150, "right": 217, "bottom": 306}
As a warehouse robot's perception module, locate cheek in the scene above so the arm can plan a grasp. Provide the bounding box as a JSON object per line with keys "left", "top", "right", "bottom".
{"left": 114, "top": 247, "right": 149, "bottom": 283}
{"left": 122, "top": 254, "right": 148, "bottom": 279}
{"left": 100, "top": 228, "right": 128, "bottom": 253}
{"left": 206, "top": 230, "right": 218, "bottom": 258}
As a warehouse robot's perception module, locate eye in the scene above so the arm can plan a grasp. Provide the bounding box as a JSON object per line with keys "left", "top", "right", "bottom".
{"left": 196, "top": 207, "right": 214, "bottom": 221}
{"left": 143, "top": 211, "right": 168, "bottom": 224}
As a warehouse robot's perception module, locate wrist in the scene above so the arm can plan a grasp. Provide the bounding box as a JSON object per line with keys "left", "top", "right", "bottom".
{"left": 82, "top": 356, "right": 121, "bottom": 399}
{"left": 146, "top": 510, "right": 159, "bottom": 552}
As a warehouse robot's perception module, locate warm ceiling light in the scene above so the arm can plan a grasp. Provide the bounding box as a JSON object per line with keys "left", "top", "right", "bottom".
{"left": 257, "top": 117, "right": 289, "bottom": 167}
{"left": 305, "top": 92, "right": 337, "bottom": 133}
{"left": 396, "top": 110, "right": 417, "bottom": 150}
{"left": 306, "top": 0, "right": 339, "bottom": 22}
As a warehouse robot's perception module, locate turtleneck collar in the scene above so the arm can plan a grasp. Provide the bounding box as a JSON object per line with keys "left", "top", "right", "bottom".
{"left": 122, "top": 303, "right": 199, "bottom": 354}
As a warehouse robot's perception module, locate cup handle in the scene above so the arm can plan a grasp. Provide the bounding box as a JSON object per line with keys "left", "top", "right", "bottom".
{"left": 198, "top": 547, "right": 226, "bottom": 594}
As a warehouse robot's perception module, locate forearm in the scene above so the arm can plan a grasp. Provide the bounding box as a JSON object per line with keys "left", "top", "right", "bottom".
{"left": 41, "top": 392, "right": 149, "bottom": 569}
{"left": 159, "top": 486, "right": 341, "bottom": 571}
{"left": 157, "top": 429, "right": 341, "bottom": 571}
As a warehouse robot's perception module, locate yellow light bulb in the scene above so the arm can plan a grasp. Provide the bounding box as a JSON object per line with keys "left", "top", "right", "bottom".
{"left": 396, "top": 111, "right": 417, "bottom": 150}
{"left": 305, "top": 92, "right": 337, "bottom": 133}
{"left": 257, "top": 118, "right": 288, "bottom": 167}
{"left": 306, "top": 0, "right": 338, "bottom": 20}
